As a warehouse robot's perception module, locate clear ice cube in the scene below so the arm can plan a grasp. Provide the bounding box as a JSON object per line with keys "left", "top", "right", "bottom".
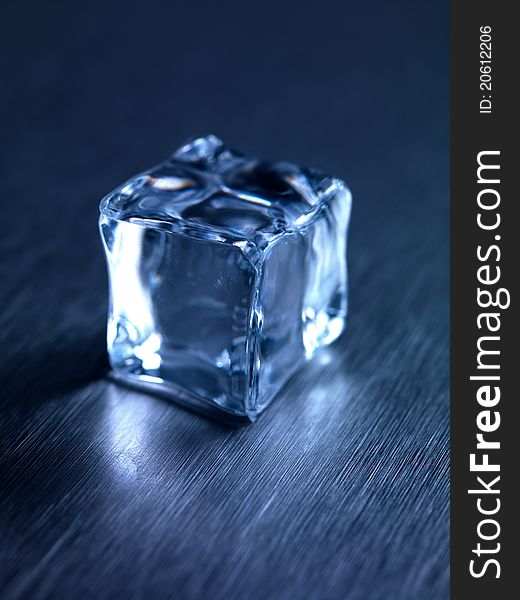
{"left": 99, "top": 135, "right": 352, "bottom": 421}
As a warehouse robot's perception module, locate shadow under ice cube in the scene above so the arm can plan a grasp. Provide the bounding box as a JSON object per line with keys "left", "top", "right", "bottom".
{"left": 99, "top": 135, "right": 352, "bottom": 421}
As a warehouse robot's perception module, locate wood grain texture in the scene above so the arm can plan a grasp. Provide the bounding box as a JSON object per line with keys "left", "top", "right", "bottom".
{"left": 0, "top": 1, "right": 449, "bottom": 598}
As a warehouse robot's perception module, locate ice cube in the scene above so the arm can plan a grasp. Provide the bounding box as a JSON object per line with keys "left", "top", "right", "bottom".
{"left": 99, "top": 135, "right": 351, "bottom": 421}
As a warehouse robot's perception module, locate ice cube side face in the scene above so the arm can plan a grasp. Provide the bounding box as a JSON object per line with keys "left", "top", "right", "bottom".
{"left": 99, "top": 136, "right": 351, "bottom": 421}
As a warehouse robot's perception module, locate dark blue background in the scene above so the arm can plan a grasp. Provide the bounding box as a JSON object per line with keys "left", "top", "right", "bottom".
{"left": 0, "top": 1, "right": 449, "bottom": 598}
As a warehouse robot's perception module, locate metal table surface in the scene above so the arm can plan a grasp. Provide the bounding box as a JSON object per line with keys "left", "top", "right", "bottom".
{"left": 0, "top": 1, "right": 449, "bottom": 598}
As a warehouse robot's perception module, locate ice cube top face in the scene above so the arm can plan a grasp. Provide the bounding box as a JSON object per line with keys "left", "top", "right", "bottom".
{"left": 99, "top": 135, "right": 352, "bottom": 422}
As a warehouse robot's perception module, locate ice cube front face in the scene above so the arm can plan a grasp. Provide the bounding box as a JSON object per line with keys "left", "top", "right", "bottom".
{"left": 99, "top": 136, "right": 352, "bottom": 421}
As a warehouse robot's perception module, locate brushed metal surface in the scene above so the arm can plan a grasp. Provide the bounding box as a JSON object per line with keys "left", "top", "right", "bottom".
{"left": 0, "top": 1, "right": 449, "bottom": 598}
